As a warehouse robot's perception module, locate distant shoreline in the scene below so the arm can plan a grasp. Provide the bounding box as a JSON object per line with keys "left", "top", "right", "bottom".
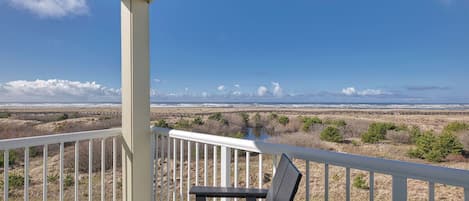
{"left": 1, "top": 102, "right": 469, "bottom": 110}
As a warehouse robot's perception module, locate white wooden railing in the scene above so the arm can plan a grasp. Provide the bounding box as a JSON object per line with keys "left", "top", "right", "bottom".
{"left": 152, "top": 127, "right": 469, "bottom": 201}
{"left": 1, "top": 127, "right": 468, "bottom": 201}
{"left": 0, "top": 128, "right": 121, "bottom": 201}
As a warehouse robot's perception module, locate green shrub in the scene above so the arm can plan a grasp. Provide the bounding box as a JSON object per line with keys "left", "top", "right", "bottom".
{"left": 361, "top": 122, "right": 396, "bottom": 143}
{"left": 0, "top": 151, "right": 17, "bottom": 167}
{"left": 437, "top": 132, "right": 464, "bottom": 156}
{"left": 56, "top": 113, "right": 69, "bottom": 121}
{"left": 8, "top": 174, "right": 25, "bottom": 189}
{"left": 409, "top": 126, "right": 422, "bottom": 143}
{"left": 361, "top": 132, "right": 383, "bottom": 143}
{"left": 269, "top": 113, "right": 278, "bottom": 120}
{"left": 192, "top": 117, "right": 204, "bottom": 125}
{"left": 251, "top": 113, "right": 262, "bottom": 127}
{"left": 174, "top": 119, "right": 191, "bottom": 129}
{"left": 443, "top": 122, "right": 469, "bottom": 133}
{"left": 29, "top": 147, "right": 39, "bottom": 158}
{"left": 209, "top": 113, "right": 229, "bottom": 125}
{"left": 48, "top": 174, "right": 59, "bottom": 183}
{"left": 320, "top": 126, "right": 343, "bottom": 143}
{"left": 64, "top": 175, "right": 74, "bottom": 187}
{"left": 154, "top": 119, "right": 170, "bottom": 128}
{"left": 208, "top": 113, "right": 223, "bottom": 121}
{"left": 278, "top": 116, "right": 290, "bottom": 126}
{"left": 324, "top": 119, "right": 347, "bottom": 127}
{"left": 240, "top": 113, "right": 249, "bottom": 125}
{"left": 0, "top": 112, "right": 10, "bottom": 118}
{"left": 395, "top": 124, "right": 409, "bottom": 131}
{"left": 220, "top": 118, "right": 229, "bottom": 126}
{"left": 351, "top": 140, "right": 360, "bottom": 146}
{"left": 302, "top": 116, "right": 322, "bottom": 132}
{"left": 353, "top": 174, "right": 368, "bottom": 189}
{"left": 231, "top": 131, "right": 246, "bottom": 139}
{"left": 408, "top": 131, "right": 463, "bottom": 162}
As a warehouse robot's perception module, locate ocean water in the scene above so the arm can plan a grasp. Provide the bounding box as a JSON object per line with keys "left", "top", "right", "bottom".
{"left": 0, "top": 102, "right": 468, "bottom": 110}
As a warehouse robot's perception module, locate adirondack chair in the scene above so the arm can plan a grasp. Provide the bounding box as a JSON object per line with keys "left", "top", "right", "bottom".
{"left": 190, "top": 154, "right": 302, "bottom": 201}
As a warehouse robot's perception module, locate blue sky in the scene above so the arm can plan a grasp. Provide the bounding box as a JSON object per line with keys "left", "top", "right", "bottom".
{"left": 0, "top": 0, "right": 468, "bottom": 103}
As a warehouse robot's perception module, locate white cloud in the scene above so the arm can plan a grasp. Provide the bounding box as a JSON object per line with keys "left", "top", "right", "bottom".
{"left": 341, "top": 87, "right": 389, "bottom": 96}
{"left": 271, "top": 82, "right": 283, "bottom": 97}
{"left": 217, "top": 85, "right": 225, "bottom": 91}
{"left": 234, "top": 84, "right": 240, "bottom": 88}
{"left": 342, "top": 87, "right": 357, "bottom": 96}
{"left": 153, "top": 78, "right": 161, "bottom": 83}
{"left": 0, "top": 79, "right": 120, "bottom": 102}
{"left": 232, "top": 91, "right": 242, "bottom": 96}
{"left": 7, "top": 0, "right": 89, "bottom": 18}
{"left": 257, "top": 86, "right": 269, "bottom": 96}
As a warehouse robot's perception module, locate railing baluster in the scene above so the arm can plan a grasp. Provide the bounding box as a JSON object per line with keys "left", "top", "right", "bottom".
{"left": 234, "top": 149, "right": 238, "bottom": 201}
{"left": 220, "top": 146, "right": 232, "bottom": 201}
{"left": 154, "top": 134, "right": 159, "bottom": 201}
{"left": 112, "top": 137, "right": 116, "bottom": 201}
{"left": 392, "top": 175, "right": 407, "bottom": 201}
{"left": 204, "top": 144, "right": 208, "bottom": 186}
{"left": 213, "top": 146, "right": 217, "bottom": 187}
{"left": 180, "top": 139, "right": 184, "bottom": 201}
{"left": 75, "top": 141, "right": 80, "bottom": 201}
{"left": 60, "top": 142, "right": 64, "bottom": 201}
{"left": 259, "top": 153, "right": 263, "bottom": 188}
{"left": 246, "top": 151, "right": 250, "bottom": 188}
{"left": 272, "top": 155, "right": 278, "bottom": 175}
{"left": 4, "top": 150, "right": 9, "bottom": 201}
{"left": 345, "top": 167, "right": 350, "bottom": 201}
{"left": 428, "top": 182, "right": 435, "bottom": 201}
{"left": 101, "top": 139, "right": 105, "bottom": 201}
{"left": 195, "top": 142, "right": 199, "bottom": 186}
{"left": 325, "top": 163, "right": 329, "bottom": 201}
{"left": 305, "top": 160, "right": 310, "bottom": 201}
{"left": 234, "top": 149, "right": 238, "bottom": 187}
{"left": 213, "top": 146, "right": 218, "bottom": 201}
{"left": 43, "top": 145, "right": 48, "bottom": 201}
{"left": 25, "top": 147, "right": 30, "bottom": 201}
{"left": 89, "top": 139, "right": 93, "bottom": 201}
{"left": 465, "top": 187, "right": 469, "bottom": 201}
{"left": 160, "top": 137, "right": 165, "bottom": 201}
{"left": 369, "top": 171, "right": 374, "bottom": 201}
{"left": 167, "top": 137, "right": 171, "bottom": 201}
{"left": 187, "top": 141, "right": 191, "bottom": 199}
{"left": 173, "top": 138, "right": 177, "bottom": 201}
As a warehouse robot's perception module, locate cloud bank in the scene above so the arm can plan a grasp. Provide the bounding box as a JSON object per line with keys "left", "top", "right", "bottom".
{"left": 0, "top": 79, "right": 459, "bottom": 103}
{"left": 0, "top": 79, "right": 119, "bottom": 102}
{"left": 341, "top": 87, "right": 389, "bottom": 96}
{"left": 7, "top": 0, "right": 89, "bottom": 18}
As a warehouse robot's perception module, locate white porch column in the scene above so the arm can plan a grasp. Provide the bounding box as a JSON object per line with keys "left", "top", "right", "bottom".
{"left": 121, "top": 0, "right": 152, "bottom": 200}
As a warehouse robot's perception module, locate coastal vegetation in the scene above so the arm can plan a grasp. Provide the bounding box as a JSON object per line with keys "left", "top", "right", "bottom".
{"left": 0, "top": 109, "right": 467, "bottom": 200}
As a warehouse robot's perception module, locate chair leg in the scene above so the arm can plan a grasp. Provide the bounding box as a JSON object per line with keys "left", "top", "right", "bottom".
{"left": 246, "top": 197, "right": 257, "bottom": 201}
{"left": 196, "top": 195, "right": 207, "bottom": 201}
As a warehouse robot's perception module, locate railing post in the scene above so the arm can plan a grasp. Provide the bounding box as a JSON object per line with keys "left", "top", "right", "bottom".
{"left": 464, "top": 187, "right": 468, "bottom": 201}
{"left": 392, "top": 176, "right": 407, "bottom": 201}
{"left": 221, "top": 146, "right": 232, "bottom": 201}
{"left": 121, "top": 0, "right": 152, "bottom": 200}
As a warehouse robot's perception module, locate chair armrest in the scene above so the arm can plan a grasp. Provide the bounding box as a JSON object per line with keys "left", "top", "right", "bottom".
{"left": 190, "top": 186, "right": 268, "bottom": 198}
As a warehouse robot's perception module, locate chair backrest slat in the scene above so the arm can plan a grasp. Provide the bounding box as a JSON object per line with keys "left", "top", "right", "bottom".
{"left": 266, "top": 154, "right": 302, "bottom": 201}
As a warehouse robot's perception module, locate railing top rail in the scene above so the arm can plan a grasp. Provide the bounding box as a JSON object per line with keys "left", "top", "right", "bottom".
{"left": 153, "top": 127, "right": 469, "bottom": 188}
{"left": 0, "top": 128, "right": 121, "bottom": 150}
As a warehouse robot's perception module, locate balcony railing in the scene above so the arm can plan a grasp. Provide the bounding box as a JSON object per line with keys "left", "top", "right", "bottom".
{"left": 0, "top": 128, "right": 468, "bottom": 201}
{"left": 0, "top": 128, "right": 121, "bottom": 201}
{"left": 152, "top": 127, "right": 469, "bottom": 201}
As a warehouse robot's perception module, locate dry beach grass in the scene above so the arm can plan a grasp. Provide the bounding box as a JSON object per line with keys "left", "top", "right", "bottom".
{"left": 0, "top": 106, "right": 468, "bottom": 200}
